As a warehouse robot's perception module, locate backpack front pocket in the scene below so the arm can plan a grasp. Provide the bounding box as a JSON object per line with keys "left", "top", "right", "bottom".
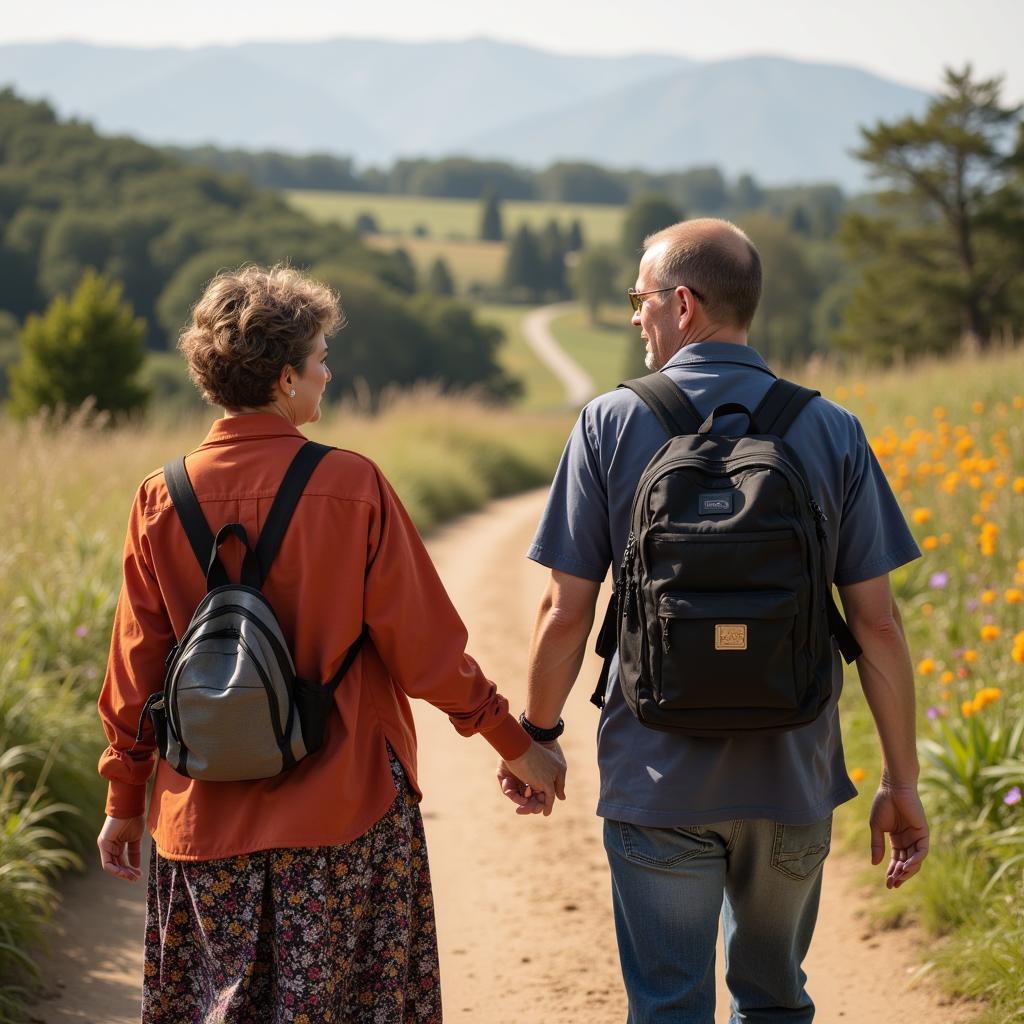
{"left": 655, "top": 590, "right": 798, "bottom": 710}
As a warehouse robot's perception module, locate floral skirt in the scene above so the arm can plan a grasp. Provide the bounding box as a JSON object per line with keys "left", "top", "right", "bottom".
{"left": 142, "top": 755, "right": 441, "bottom": 1024}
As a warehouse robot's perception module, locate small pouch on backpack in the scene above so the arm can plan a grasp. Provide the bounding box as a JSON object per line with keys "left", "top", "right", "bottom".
{"left": 136, "top": 691, "right": 170, "bottom": 759}
{"left": 292, "top": 675, "right": 334, "bottom": 756}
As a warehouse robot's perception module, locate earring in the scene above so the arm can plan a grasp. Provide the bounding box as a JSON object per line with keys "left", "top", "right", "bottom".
{"left": 289, "top": 389, "right": 296, "bottom": 397}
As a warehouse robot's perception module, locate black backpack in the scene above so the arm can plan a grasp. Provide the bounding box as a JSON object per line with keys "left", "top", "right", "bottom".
{"left": 137, "top": 441, "right": 366, "bottom": 780}
{"left": 592, "top": 372, "right": 861, "bottom": 737}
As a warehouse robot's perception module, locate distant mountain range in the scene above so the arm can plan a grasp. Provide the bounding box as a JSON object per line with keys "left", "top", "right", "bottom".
{"left": 0, "top": 37, "right": 932, "bottom": 190}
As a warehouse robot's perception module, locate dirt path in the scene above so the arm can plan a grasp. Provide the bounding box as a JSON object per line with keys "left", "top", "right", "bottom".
{"left": 34, "top": 491, "right": 976, "bottom": 1023}
{"left": 522, "top": 302, "right": 595, "bottom": 406}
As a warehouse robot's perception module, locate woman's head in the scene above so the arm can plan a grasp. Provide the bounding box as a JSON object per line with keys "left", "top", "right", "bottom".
{"left": 178, "top": 265, "right": 342, "bottom": 421}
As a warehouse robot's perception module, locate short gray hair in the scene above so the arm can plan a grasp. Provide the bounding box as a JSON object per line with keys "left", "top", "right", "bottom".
{"left": 644, "top": 219, "right": 762, "bottom": 329}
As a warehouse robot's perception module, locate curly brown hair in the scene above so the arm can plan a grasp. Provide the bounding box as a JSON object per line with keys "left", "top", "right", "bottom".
{"left": 178, "top": 265, "right": 343, "bottom": 409}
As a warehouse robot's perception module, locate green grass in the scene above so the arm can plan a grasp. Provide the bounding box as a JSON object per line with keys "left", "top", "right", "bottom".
{"left": 287, "top": 189, "right": 624, "bottom": 245}
{"left": 548, "top": 305, "right": 638, "bottom": 396}
{"left": 288, "top": 188, "right": 626, "bottom": 293}
{"left": 477, "top": 303, "right": 566, "bottom": 412}
{"left": 364, "top": 232, "right": 506, "bottom": 294}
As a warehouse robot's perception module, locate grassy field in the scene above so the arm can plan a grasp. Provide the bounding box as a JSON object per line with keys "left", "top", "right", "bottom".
{"left": 364, "top": 232, "right": 506, "bottom": 294}
{"left": 478, "top": 303, "right": 567, "bottom": 411}
{"left": 548, "top": 305, "right": 638, "bottom": 395}
{"left": 287, "top": 189, "right": 624, "bottom": 244}
{"left": 288, "top": 189, "right": 626, "bottom": 294}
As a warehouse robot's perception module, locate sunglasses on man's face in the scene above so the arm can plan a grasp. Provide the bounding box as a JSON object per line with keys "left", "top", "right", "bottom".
{"left": 627, "top": 285, "right": 704, "bottom": 313}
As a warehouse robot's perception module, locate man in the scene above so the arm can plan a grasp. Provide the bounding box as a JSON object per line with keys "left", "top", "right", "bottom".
{"left": 499, "top": 219, "right": 929, "bottom": 1022}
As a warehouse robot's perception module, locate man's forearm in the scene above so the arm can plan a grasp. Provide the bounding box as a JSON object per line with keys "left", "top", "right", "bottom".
{"left": 524, "top": 583, "right": 598, "bottom": 729}
{"left": 854, "top": 615, "right": 920, "bottom": 785}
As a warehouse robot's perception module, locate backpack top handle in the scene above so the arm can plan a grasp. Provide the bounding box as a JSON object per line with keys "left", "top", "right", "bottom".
{"left": 164, "top": 440, "right": 334, "bottom": 593}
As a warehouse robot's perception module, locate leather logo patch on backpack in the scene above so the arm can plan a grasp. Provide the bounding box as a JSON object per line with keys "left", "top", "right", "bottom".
{"left": 715, "top": 624, "right": 747, "bottom": 650}
{"left": 700, "top": 492, "right": 734, "bottom": 515}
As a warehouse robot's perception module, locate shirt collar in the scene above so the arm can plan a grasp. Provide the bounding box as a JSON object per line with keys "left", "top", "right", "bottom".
{"left": 661, "top": 341, "right": 775, "bottom": 376}
{"left": 198, "top": 413, "right": 307, "bottom": 448}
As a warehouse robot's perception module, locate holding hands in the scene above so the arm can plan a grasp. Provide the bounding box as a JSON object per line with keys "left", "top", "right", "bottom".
{"left": 498, "top": 740, "right": 567, "bottom": 816}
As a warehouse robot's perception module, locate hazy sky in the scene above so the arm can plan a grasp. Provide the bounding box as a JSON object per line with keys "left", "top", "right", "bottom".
{"left": 3, "top": 0, "right": 1021, "bottom": 101}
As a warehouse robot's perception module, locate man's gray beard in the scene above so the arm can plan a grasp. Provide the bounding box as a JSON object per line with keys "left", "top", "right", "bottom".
{"left": 644, "top": 350, "right": 657, "bottom": 371}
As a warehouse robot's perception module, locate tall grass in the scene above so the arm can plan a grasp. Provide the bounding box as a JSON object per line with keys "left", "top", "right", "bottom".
{"left": 0, "top": 391, "right": 573, "bottom": 1019}
{"left": 812, "top": 344, "right": 1024, "bottom": 1022}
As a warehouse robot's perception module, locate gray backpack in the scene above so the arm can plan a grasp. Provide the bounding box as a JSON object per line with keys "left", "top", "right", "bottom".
{"left": 136, "top": 441, "right": 366, "bottom": 781}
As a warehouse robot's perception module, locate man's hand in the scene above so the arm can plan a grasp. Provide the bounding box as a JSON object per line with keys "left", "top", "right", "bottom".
{"left": 869, "top": 783, "right": 929, "bottom": 889}
{"left": 497, "top": 740, "right": 566, "bottom": 816}
{"left": 97, "top": 814, "right": 145, "bottom": 881}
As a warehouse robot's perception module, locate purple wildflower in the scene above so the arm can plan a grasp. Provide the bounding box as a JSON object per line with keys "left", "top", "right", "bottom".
{"left": 1005, "top": 786, "right": 1022, "bottom": 807}
{"left": 929, "top": 572, "right": 949, "bottom": 590}
{"left": 966, "top": 599, "right": 979, "bottom": 612}
{"left": 927, "top": 706, "right": 940, "bottom": 721}
{"left": 75, "top": 625, "right": 89, "bottom": 638}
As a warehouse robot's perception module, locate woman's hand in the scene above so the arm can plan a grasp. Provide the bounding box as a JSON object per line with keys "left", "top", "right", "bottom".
{"left": 497, "top": 740, "right": 567, "bottom": 816}
{"left": 97, "top": 815, "right": 146, "bottom": 882}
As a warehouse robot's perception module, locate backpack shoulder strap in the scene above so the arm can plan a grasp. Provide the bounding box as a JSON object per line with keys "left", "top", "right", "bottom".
{"left": 164, "top": 457, "right": 226, "bottom": 586}
{"left": 752, "top": 378, "right": 820, "bottom": 437}
{"left": 325, "top": 625, "right": 370, "bottom": 694}
{"left": 620, "top": 372, "right": 702, "bottom": 438}
{"left": 255, "top": 441, "right": 334, "bottom": 585}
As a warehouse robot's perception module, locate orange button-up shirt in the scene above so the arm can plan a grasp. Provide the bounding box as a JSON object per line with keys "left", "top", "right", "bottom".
{"left": 98, "top": 414, "right": 530, "bottom": 861}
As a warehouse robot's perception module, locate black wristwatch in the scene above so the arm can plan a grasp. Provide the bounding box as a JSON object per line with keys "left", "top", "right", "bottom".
{"left": 518, "top": 711, "right": 565, "bottom": 742}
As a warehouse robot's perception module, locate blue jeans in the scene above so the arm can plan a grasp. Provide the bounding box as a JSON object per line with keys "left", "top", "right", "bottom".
{"left": 603, "top": 816, "right": 831, "bottom": 1023}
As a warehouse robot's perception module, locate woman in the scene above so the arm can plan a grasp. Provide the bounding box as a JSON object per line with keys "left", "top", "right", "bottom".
{"left": 96, "top": 265, "right": 563, "bottom": 1023}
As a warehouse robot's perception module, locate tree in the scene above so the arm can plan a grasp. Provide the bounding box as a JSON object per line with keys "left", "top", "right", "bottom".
{"left": 503, "top": 225, "right": 546, "bottom": 302}
{"left": 566, "top": 219, "right": 585, "bottom": 252}
{"left": 426, "top": 257, "right": 455, "bottom": 296}
{"left": 571, "top": 245, "right": 620, "bottom": 324}
{"left": 739, "top": 214, "right": 821, "bottom": 363}
{"left": 540, "top": 219, "right": 568, "bottom": 297}
{"left": 621, "top": 195, "right": 684, "bottom": 260}
{"left": 839, "top": 66, "right": 1024, "bottom": 355}
{"left": 479, "top": 190, "right": 504, "bottom": 242}
{"left": 732, "top": 174, "right": 764, "bottom": 211}
{"left": 354, "top": 212, "right": 379, "bottom": 235}
{"left": 8, "top": 270, "right": 149, "bottom": 419}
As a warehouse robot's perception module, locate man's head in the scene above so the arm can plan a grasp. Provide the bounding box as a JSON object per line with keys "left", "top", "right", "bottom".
{"left": 631, "top": 218, "right": 762, "bottom": 370}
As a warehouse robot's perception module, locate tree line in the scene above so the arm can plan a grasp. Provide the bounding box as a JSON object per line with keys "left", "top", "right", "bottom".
{"left": 172, "top": 146, "right": 846, "bottom": 240}
{"left": 0, "top": 89, "right": 518, "bottom": 418}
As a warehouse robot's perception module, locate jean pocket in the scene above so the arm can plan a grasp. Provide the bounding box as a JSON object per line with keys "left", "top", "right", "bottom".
{"left": 617, "top": 821, "right": 715, "bottom": 868}
{"left": 770, "top": 817, "right": 832, "bottom": 880}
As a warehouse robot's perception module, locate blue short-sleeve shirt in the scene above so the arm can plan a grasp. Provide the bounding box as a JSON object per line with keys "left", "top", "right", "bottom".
{"left": 528, "top": 341, "right": 921, "bottom": 826}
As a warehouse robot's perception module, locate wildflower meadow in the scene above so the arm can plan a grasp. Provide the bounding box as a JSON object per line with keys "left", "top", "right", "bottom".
{"left": 818, "top": 350, "right": 1024, "bottom": 1020}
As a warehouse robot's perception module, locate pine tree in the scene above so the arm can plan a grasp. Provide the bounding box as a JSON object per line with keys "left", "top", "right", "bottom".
{"left": 503, "top": 225, "right": 546, "bottom": 301}
{"left": 480, "top": 190, "right": 504, "bottom": 242}
{"left": 426, "top": 257, "right": 455, "bottom": 296}
{"left": 8, "top": 270, "right": 149, "bottom": 419}
{"left": 839, "top": 65, "right": 1024, "bottom": 355}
